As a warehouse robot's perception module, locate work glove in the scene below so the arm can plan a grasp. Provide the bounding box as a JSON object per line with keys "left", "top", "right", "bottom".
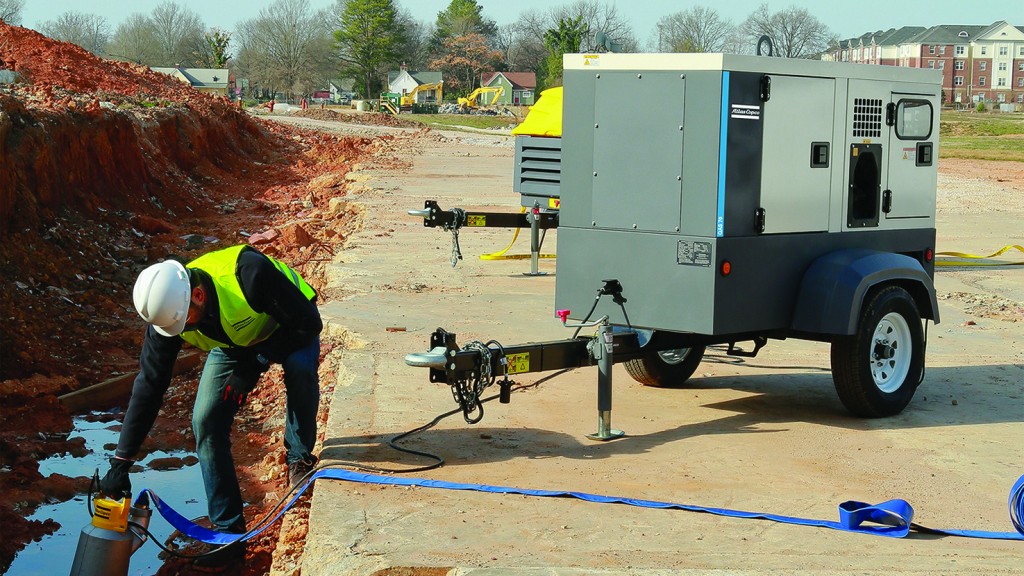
{"left": 99, "top": 458, "right": 134, "bottom": 499}
{"left": 222, "top": 354, "right": 269, "bottom": 407}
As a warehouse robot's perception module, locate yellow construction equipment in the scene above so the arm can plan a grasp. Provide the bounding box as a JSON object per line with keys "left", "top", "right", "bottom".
{"left": 457, "top": 86, "right": 504, "bottom": 109}
{"left": 401, "top": 82, "right": 444, "bottom": 107}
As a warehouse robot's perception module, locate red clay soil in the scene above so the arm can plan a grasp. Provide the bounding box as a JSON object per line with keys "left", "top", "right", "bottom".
{"left": 0, "top": 21, "right": 396, "bottom": 574}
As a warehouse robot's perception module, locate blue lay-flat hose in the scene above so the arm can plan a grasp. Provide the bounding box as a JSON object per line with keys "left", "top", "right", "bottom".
{"left": 141, "top": 469, "right": 1024, "bottom": 545}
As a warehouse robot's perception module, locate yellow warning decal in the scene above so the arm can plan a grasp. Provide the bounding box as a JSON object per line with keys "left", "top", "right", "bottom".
{"left": 467, "top": 215, "right": 487, "bottom": 227}
{"left": 548, "top": 198, "right": 561, "bottom": 209}
{"left": 505, "top": 353, "right": 530, "bottom": 375}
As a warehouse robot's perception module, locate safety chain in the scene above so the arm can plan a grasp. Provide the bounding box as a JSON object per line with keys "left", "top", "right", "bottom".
{"left": 451, "top": 340, "right": 506, "bottom": 424}
{"left": 443, "top": 208, "right": 466, "bottom": 267}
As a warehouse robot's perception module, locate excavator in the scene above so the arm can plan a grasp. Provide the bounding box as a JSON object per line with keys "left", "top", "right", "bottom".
{"left": 457, "top": 86, "right": 504, "bottom": 110}
{"left": 401, "top": 81, "right": 443, "bottom": 107}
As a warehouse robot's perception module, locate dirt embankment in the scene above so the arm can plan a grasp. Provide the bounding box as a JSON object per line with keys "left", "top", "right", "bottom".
{"left": 0, "top": 21, "right": 396, "bottom": 573}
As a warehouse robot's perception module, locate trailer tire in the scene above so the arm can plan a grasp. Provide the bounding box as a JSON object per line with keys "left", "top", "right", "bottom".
{"left": 625, "top": 344, "right": 706, "bottom": 387}
{"left": 831, "top": 285, "right": 924, "bottom": 417}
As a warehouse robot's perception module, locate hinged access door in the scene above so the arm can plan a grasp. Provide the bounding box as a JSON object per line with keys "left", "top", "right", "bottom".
{"left": 759, "top": 75, "right": 834, "bottom": 234}
{"left": 885, "top": 94, "right": 937, "bottom": 220}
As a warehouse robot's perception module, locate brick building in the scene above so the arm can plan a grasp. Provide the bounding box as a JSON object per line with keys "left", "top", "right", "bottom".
{"left": 832, "top": 21, "right": 1024, "bottom": 108}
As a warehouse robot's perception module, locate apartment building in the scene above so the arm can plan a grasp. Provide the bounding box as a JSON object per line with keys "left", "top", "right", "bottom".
{"left": 832, "top": 21, "right": 1024, "bottom": 107}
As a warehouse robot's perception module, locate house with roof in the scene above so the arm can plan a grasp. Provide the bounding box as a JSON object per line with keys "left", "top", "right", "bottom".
{"left": 328, "top": 79, "right": 355, "bottom": 103}
{"left": 387, "top": 66, "right": 443, "bottom": 103}
{"left": 481, "top": 72, "right": 537, "bottom": 106}
{"left": 151, "top": 66, "right": 230, "bottom": 97}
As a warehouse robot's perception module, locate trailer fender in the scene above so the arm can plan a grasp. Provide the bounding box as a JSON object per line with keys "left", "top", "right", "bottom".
{"left": 792, "top": 249, "right": 940, "bottom": 335}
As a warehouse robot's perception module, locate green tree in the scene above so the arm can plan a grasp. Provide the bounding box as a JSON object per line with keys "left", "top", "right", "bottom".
{"left": 203, "top": 28, "right": 231, "bottom": 68}
{"left": 543, "top": 15, "right": 589, "bottom": 87}
{"left": 428, "top": 32, "right": 502, "bottom": 93}
{"left": 435, "top": 0, "right": 496, "bottom": 40}
{"left": 334, "top": 0, "right": 404, "bottom": 98}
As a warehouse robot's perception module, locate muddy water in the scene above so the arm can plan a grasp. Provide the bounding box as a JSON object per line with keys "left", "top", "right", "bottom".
{"left": 8, "top": 413, "right": 205, "bottom": 576}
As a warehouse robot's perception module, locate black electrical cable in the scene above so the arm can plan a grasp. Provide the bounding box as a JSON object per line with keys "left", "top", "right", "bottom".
{"left": 109, "top": 367, "right": 575, "bottom": 560}
{"left": 571, "top": 291, "right": 603, "bottom": 339}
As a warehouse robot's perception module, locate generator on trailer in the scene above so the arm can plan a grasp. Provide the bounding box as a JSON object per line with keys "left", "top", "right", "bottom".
{"left": 407, "top": 51, "right": 942, "bottom": 438}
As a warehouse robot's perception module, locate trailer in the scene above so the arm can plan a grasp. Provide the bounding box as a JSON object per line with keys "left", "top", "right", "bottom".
{"left": 407, "top": 51, "right": 942, "bottom": 438}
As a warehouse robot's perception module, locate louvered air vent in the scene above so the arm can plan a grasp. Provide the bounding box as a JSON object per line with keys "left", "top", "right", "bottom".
{"left": 852, "top": 98, "right": 883, "bottom": 138}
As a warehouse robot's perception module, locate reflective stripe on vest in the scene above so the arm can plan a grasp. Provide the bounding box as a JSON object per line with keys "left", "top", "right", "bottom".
{"left": 180, "top": 245, "right": 315, "bottom": 351}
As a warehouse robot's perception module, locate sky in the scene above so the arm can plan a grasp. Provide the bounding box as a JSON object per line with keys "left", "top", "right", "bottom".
{"left": 19, "top": 0, "right": 1023, "bottom": 45}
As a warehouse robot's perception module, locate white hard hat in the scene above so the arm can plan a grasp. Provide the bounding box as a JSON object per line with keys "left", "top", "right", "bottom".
{"left": 133, "top": 260, "right": 191, "bottom": 337}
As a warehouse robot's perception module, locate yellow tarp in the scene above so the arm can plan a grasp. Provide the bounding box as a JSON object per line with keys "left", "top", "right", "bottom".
{"left": 511, "top": 87, "right": 563, "bottom": 137}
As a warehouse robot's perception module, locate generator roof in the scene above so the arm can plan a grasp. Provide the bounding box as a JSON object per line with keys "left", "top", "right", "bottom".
{"left": 563, "top": 53, "right": 941, "bottom": 85}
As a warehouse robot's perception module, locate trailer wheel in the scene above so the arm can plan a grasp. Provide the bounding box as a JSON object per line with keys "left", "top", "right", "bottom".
{"left": 625, "top": 344, "right": 706, "bottom": 387}
{"left": 831, "top": 285, "right": 924, "bottom": 417}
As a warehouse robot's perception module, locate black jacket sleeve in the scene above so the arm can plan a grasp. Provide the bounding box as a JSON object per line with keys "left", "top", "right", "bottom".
{"left": 115, "top": 325, "right": 182, "bottom": 460}
{"left": 236, "top": 249, "right": 322, "bottom": 362}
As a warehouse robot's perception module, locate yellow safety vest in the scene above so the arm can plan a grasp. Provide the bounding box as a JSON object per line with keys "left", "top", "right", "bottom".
{"left": 180, "top": 245, "right": 315, "bottom": 351}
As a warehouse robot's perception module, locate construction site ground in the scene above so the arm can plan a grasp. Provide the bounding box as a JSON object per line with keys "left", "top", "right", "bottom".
{"left": 285, "top": 117, "right": 1024, "bottom": 575}
{"left": 3, "top": 25, "right": 1023, "bottom": 574}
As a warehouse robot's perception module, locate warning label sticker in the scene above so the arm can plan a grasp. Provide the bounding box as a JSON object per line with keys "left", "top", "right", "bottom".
{"left": 677, "top": 241, "right": 713, "bottom": 267}
{"left": 506, "top": 353, "right": 530, "bottom": 374}
{"left": 467, "top": 215, "right": 487, "bottom": 227}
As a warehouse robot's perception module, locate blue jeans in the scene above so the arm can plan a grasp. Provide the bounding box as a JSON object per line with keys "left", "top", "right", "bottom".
{"left": 193, "top": 338, "right": 320, "bottom": 532}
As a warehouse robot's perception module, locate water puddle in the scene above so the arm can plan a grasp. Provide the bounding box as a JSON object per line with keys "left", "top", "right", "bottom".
{"left": 8, "top": 412, "right": 206, "bottom": 576}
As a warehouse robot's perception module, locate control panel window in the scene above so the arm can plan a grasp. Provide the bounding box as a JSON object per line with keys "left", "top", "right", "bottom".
{"left": 895, "top": 99, "right": 932, "bottom": 140}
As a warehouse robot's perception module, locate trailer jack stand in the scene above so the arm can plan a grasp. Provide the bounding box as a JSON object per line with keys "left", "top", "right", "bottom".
{"left": 586, "top": 321, "right": 624, "bottom": 441}
{"left": 523, "top": 207, "right": 547, "bottom": 277}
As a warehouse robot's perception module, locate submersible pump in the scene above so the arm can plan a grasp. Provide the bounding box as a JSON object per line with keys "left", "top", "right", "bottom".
{"left": 69, "top": 492, "right": 151, "bottom": 576}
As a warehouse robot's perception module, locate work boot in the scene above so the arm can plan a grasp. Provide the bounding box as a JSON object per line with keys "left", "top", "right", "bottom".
{"left": 288, "top": 456, "right": 318, "bottom": 490}
{"left": 192, "top": 527, "right": 247, "bottom": 570}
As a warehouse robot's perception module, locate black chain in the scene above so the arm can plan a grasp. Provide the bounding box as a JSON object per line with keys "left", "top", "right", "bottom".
{"left": 443, "top": 208, "right": 466, "bottom": 267}
{"left": 450, "top": 340, "right": 507, "bottom": 423}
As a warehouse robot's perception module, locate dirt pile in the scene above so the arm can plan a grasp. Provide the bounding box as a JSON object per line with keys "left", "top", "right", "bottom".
{"left": 0, "top": 20, "right": 404, "bottom": 573}
{"left": 293, "top": 107, "right": 422, "bottom": 128}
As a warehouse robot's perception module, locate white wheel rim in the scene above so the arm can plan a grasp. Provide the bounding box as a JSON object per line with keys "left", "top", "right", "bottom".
{"left": 658, "top": 348, "right": 691, "bottom": 365}
{"left": 869, "top": 312, "right": 912, "bottom": 393}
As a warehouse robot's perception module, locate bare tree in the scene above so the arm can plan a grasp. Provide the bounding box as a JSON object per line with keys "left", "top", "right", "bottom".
{"left": 549, "top": 1, "right": 638, "bottom": 53}
{"left": 656, "top": 6, "right": 734, "bottom": 53}
{"left": 108, "top": 13, "right": 159, "bottom": 64}
{"left": 150, "top": 1, "right": 205, "bottom": 66}
{"left": 505, "top": 9, "right": 551, "bottom": 73}
{"left": 0, "top": 0, "right": 24, "bottom": 25}
{"left": 39, "top": 12, "right": 111, "bottom": 55}
{"left": 236, "top": 0, "right": 335, "bottom": 99}
{"left": 741, "top": 3, "right": 836, "bottom": 58}
{"left": 507, "top": 2, "right": 637, "bottom": 71}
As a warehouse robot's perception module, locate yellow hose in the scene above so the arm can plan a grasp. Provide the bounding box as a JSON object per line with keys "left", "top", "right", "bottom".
{"left": 935, "top": 245, "right": 1024, "bottom": 267}
{"left": 479, "top": 207, "right": 557, "bottom": 261}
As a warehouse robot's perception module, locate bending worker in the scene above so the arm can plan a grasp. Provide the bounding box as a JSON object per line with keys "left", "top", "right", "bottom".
{"left": 99, "top": 244, "right": 322, "bottom": 566}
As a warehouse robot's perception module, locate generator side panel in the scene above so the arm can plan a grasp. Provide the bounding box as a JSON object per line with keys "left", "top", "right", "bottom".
{"left": 554, "top": 228, "right": 718, "bottom": 334}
